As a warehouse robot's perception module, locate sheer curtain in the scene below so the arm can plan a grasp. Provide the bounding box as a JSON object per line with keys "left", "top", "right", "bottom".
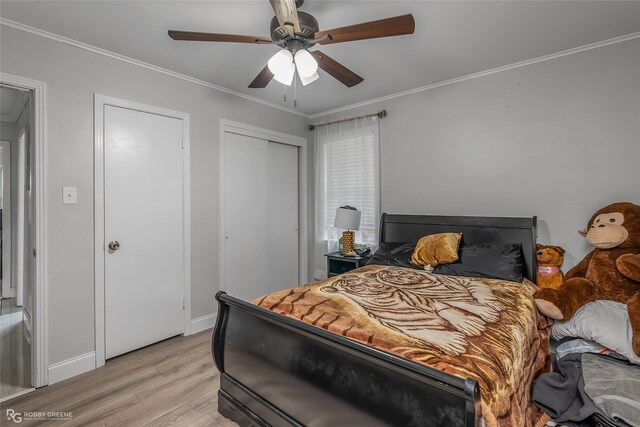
{"left": 314, "top": 116, "right": 380, "bottom": 278}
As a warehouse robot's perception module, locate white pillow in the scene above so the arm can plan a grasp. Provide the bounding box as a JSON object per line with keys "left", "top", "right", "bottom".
{"left": 551, "top": 300, "right": 640, "bottom": 365}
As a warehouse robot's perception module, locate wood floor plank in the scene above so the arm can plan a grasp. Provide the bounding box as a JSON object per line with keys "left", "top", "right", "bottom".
{"left": 16, "top": 377, "right": 146, "bottom": 426}
{"left": 135, "top": 339, "right": 182, "bottom": 365}
{"left": 155, "top": 347, "right": 213, "bottom": 381}
{"left": 3, "top": 350, "right": 147, "bottom": 410}
{"left": 143, "top": 392, "right": 218, "bottom": 426}
{"left": 105, "top": 374, "right": 218, "bottom": 426}
{"left": 168, "top": 330, "right": 212, "bottom": 353}
{"left": 132, "top": 369, "right": 212, "bottom": 405}
{"left": 5, "top": 365, "right": 160, "bottom": 418}
{"left": 0, "top": 331, "right": 238, "bottom": 426}
{"left": 152, "top": 342, "right": 210, "bottom": 372}
{"left": 65, "top": 392, "right": 142, "bottom": 427}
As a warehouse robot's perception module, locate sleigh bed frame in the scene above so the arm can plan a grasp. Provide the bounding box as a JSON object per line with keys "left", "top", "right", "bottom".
{"left": 212, "top": 213, "right": 537, "bottom": 427}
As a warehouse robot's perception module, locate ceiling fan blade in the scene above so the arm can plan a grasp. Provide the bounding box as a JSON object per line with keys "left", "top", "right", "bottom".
{"left": 269, "top": 0, "right": 301, "bottom": 37}
{"left": 311, "top": 51, "right": 363, "bottom": 88}
{"left": 314, "top": 14, "right": 415, "bottom": 45}
{"left": 248, "top": 65, "right": 274, "bottom": 88}
{"left": 168, "top": 30, "right": 273, "bottom": 44}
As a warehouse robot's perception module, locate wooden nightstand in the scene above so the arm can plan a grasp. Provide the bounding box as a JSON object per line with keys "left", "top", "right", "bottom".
{"left": 325, "top": 252, "right": 370, "bottom": 277}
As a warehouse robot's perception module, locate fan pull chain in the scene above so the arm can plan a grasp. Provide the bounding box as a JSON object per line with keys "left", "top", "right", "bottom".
{"left": 283, "top": 84, "right": 287, "bottom": 103}
{"left": 294, "top": 73, "right": 298, "bottom": 109}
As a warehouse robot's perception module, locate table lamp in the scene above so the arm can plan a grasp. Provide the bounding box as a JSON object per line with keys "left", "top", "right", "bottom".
{"left": 334, "top": 206, "right": 361, "bottom": 255}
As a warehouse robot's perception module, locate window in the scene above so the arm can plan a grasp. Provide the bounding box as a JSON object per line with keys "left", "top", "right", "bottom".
{"left": 314, "top": 116, "right": 380, "bottom": 267}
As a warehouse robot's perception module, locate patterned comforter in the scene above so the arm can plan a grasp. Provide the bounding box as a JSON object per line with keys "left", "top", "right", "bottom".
{"left": 254, "top": 265, "right": 551, "bottom": 427}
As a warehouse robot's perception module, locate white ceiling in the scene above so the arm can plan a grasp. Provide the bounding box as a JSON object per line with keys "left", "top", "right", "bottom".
{"left": 2, "top": 1, "right": 639, "bottom": 115}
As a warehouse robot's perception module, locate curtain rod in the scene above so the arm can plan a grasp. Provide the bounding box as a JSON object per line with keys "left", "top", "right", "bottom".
{"left": 308, "top": 110, "right": 387, "bottom": 131}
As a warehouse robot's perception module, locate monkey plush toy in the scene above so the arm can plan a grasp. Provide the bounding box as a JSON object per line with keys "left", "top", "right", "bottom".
{"left": 534, "top": 202, "right": 640, "bottom": 356}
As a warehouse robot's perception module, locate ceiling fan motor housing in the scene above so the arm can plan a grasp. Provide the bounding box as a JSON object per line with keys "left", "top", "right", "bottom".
{"left": 270, "top": 11, "right": 319, "bottom": 43}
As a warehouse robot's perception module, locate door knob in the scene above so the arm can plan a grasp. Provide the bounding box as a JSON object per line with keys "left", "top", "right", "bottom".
{"left": 108, "top": 240, "right": 120, "bottom": 251}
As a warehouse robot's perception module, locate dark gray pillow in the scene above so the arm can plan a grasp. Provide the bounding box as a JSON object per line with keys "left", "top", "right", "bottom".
{"left": 366, "top": 242, "right": 418, "bottom": 269}
{"left": 433, "top": 243, "right": 525, "bottom": 282}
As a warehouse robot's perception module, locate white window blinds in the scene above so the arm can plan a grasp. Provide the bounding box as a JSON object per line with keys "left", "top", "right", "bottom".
{"left": 314, "top": 116, "right": 380, "bottom": 275}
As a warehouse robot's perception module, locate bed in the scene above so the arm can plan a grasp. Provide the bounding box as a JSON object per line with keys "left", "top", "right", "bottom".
{"left": 212, "top": 213, "right": 550, "bottom": 427}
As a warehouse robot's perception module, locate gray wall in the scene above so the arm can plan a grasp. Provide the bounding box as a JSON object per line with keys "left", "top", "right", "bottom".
{"left": 311, "top": 38, "right": 640, "bottom": 272}
{"left": 1, "top": 25, "right": 309, "bottom": 365}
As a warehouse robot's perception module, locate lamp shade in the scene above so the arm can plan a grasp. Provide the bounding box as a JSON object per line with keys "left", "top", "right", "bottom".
{"left": 334, "top": 206, "right": 361, "bottom": 231}
{"left": 273, "top": 62, "right": 295, "bottom": 86}
{"left": 294, "top": 49, "right": 318, "bottom": 78}
{"left": 299, "top": 71, "right": 319, "bottom": 86}
{"left": 268, "top": 49, "right": 295, "bottom": 86}
{"left": 268, "top": 49, "right": 293, "bottom": 75}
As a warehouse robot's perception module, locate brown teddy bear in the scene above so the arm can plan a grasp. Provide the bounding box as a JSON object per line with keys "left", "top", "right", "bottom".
{"left": 534, "top": 202, "right": 640, "bottom": 356}
{"left": 536, "top": 244, "right": 565, "bottom": 289}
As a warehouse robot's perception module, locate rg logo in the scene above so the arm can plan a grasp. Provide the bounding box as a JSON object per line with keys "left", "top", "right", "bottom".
{"left": 6, "top": 409, "right": 22, "bottom": 423}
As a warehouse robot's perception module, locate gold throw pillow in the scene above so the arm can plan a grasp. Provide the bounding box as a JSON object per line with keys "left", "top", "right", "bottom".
{"left": 410, "top": 233, "right": 462, "bottom": 267}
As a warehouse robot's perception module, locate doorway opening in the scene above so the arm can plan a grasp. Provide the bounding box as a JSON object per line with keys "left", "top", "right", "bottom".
{"left": 0, "top": 84, "right": 35, "bottom": 401}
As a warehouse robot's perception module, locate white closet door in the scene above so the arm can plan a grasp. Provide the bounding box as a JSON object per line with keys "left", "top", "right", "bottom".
{"left": 267, "top": 141, "right": 299, "bottom": 292}
{"left": 104, "top": 105, "right": 184, "bottom": 359}
{"left": 224, "top": 132, "right": 269, "bottom": 300}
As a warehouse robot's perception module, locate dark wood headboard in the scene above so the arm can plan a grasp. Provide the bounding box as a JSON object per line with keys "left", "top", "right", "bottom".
{"left": 379, "top": 213, "right": 538, "bottom": 283}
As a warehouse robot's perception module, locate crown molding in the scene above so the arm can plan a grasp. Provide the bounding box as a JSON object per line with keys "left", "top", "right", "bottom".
{"left": 308, "top": 32, "right": 640, "bottom": 119}
{"left": 0, "top": 18, "right": 310, "bottom": 118}
{"left": 2, "top": 18, "right": 638, "bottom": 121}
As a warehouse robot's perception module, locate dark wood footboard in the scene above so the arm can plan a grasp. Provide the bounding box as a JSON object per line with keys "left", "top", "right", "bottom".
{"left": 212, "top": 291, "right": 481, "bottom": 427}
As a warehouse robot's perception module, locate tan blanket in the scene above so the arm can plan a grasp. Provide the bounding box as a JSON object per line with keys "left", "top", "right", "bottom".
{"left": 255, "top": 265, "right": 551, "bottom": 427}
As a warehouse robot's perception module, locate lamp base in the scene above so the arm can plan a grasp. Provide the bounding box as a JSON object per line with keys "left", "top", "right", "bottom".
{"left": 342, "top": 231, "right": 356, "bottom": 255}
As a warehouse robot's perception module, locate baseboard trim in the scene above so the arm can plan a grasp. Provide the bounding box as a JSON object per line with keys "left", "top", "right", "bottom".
{"left": 190, "top": 312, "right": 216, "bottom": 335}
{"left": 48, "top": 352, "right": 96, "bottom": 385}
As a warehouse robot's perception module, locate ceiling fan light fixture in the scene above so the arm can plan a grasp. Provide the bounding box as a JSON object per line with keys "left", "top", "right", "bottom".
{"left": 299, "top": 71, "right": 319, "bottom": 86}
{"left": 171, "top": 11, "right": 416, "bottom": 91}
{"left": 273, "top": 61, "right": 295, "bottom": 86}
{"left": 294, "top": 49, "right": 318, "bottom": 78}
{"left": 268, "top": 49, "right": 294, "bottom": 76}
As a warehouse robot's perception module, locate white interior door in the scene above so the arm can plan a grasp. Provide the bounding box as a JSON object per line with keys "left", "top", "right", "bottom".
{"left": 224, "top": 132, "right": 269, "bottom": 301}
{"left": 104, "top": 105, "right": 184, "bottom": 359}
{"left": 267, "top": 141, "right": 299, "bottom": 292}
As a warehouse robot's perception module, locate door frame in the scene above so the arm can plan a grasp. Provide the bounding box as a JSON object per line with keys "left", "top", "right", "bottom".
{"left": 0, "top": 140, "right": 11, "bottom": 300}
{"left": 15, "top": 126, "right": 26, "bottom": 308}
{"left": 94, "top": 94, "right": 191, "bottom": 368}
{"left": 0, "top": 73, "right": 47, "bottom": 388}
{"left": 219, "top": 119, "right": 308, "bottom": 294}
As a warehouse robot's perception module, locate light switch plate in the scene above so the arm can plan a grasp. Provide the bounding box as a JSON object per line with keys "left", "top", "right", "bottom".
{"left": 62, "top": 187, "right": 77, "bottom": 205}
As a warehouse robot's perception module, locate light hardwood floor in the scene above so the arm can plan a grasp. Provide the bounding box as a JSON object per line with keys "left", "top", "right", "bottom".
{"left": 0, "top": 330, "right": 239, "bottom": 426}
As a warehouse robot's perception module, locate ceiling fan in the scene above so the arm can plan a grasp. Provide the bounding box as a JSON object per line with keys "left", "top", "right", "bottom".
{"left": 168, "top": 0, "right": 415, "bottom": 89}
